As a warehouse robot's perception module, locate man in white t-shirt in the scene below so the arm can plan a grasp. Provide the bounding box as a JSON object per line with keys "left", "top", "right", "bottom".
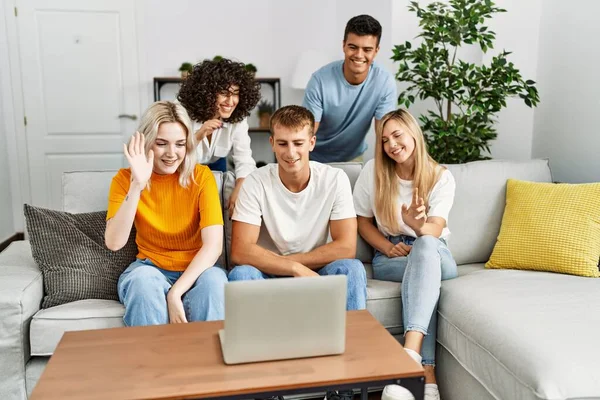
{"left": 229, "top": 105, "right": 367, "bottom": 311}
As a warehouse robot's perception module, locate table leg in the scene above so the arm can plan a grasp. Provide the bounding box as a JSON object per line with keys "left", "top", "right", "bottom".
{"left": 398, "top": 376, "right": 425, "bottom": 400}
{"left": 361, "top": 387, "right": 368, "bottom": 400}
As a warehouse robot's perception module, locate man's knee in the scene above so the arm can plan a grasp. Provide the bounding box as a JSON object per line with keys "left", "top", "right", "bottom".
{"left": 228, "top": 265, "right": 263, "bottom": 281}
{"left": 324, "top": 259, "right": 366, "bottom": 280}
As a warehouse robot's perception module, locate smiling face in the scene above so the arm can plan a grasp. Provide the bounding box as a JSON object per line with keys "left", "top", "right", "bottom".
{"left": 342, "top": 33, "right": 379, "bottom": 80}
{"left": 151, "top": 121, "right": 187, "bottom": 175}
{"left": 382, "top": 119, "right": 416, "bottom": 165}
{"left": 270, "top": 124, "right": 316, "bottom": 176}
{"left": 214, "top": 84, "right": 239, "bottom": 119}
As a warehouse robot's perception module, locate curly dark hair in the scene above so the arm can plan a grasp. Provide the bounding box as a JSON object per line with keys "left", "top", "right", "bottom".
{"left": 177, "top": 58, "right": 261, "bottom": 124}
{"left": 344, "top": 15, "right": 382, "bottom": 46}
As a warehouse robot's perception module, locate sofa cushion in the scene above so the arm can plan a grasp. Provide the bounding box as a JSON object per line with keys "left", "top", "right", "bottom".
{"left": 62, "top": 170, "right": 228, "bottom": 268}
{"left": 30, "top": 299, "right": 124, "bottom": 356}
{"left": 487, "top": 179, "right": 600, "bottom": 277}
{"left": 366, "top": 278, "right": 402, "bottom": 335}
{"left": 24, "top": 205, "right": 137, "bottom": 308}
{"left": 438, "top": 268, "right": 600, "bottom": 399}
{"left": 445, "top": 159, "right": 552, "bottom": 265}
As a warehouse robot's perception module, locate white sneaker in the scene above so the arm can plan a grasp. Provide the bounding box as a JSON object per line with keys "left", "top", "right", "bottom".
{"left": 381, "top": 384, "right": 415, "bottom": 400}
{"left": 425, "top": 384, "right": 440, "bottom": 400}
{"left": 380, "top": 348, "right": 430, "bottom": 400}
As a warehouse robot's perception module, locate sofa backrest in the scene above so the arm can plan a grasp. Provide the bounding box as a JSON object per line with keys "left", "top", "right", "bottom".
{"left": 444, "top": 159, "right": 552, "bottom": 265}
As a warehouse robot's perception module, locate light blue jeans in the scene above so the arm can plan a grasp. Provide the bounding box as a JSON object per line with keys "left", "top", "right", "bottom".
{"left": 372, "top": 235, "right": 457, "bottom": 366}
{"left": 228, "top": 259, "right": 368, "bottom": 311}
{"left": 117, "top": 258, "right": 228, "bottom": 326}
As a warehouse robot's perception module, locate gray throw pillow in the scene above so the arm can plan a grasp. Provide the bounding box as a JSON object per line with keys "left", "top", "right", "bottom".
{"left": 24, "top": 204, "right": 137, "bottom": 309}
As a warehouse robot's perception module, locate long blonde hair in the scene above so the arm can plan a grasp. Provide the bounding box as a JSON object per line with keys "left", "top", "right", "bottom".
{"left": 137, "top": 101, "right": 196, "bottom": 188}
{"left": 374, "top": 109, "right": 444, "bottom": 233}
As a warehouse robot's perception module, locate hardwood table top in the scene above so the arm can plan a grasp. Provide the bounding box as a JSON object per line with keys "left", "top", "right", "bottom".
{"left": 30, "top": 310, "right": 423, "bottom": 400}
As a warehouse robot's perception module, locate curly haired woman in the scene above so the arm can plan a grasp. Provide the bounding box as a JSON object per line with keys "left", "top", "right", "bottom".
{"left": 178, "top": 58, "right": 261, "bottom": 215}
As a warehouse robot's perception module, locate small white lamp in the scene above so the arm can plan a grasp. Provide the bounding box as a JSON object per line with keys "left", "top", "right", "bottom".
{"left": 291, "top": 50, "right": 331, "bottom": 90}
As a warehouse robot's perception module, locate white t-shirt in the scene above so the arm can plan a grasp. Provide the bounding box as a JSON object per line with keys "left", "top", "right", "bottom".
{"left": 194, "top": 118, "right": 256, "bottom": 178}
{"left": 233, "top": 161, "right": 356, "bottom": 255}
{"left": 353, "top": 159, "right": 455, "bottom": 238}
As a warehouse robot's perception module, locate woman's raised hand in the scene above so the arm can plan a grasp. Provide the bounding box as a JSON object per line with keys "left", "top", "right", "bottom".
{"left": 401, "top": 187, "right": 427, "bottom": 232}
{"left": 195, "top": 119, "right": 223, "bottom": 142}
{"left": 124, "top": 131, "right": 154, "bottom": 188}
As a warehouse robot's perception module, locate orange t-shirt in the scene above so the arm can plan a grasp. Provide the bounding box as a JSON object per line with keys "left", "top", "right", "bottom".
{"left": 107, "top": 165, "right": 223, "bottom": 271}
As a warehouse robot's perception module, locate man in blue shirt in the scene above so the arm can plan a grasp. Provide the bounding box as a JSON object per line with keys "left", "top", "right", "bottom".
{"left": 302, "top": 15, "right": 397, "bottom": 163}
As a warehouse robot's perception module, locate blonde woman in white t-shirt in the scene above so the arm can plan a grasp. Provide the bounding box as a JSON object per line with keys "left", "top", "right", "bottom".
{"left": 353, "top": 109, "right": 457, "bottom": 400}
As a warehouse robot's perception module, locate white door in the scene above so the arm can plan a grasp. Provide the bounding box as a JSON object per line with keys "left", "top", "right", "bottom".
{"left": 16, "top": 0, "right": 140, "bottom": 209}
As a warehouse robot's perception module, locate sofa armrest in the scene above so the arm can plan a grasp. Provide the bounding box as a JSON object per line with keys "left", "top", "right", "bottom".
{"left": 0, "top": 240, "right": 43, "bottom": 400}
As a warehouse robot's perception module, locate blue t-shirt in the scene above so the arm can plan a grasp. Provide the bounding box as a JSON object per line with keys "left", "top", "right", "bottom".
{"left": 302, "top": 60, "right": 397, "bottom": 162}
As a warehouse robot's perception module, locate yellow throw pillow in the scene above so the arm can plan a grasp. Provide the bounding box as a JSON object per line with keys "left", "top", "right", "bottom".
{"left": 486, "top": 179, "right": 600, "bottom": 277}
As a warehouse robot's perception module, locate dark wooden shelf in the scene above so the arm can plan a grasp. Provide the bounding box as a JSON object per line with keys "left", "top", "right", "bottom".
{"left": 153, "top": 77, "right": 281, "bottom": 110}
{"left": 249, "top": 127, "right": 270, "bottom": 133}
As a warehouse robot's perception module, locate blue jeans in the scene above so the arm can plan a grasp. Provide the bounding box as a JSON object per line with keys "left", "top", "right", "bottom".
{"left": 372, "top": 235, "right": 457, "bottom": 366}
{"left": 228, "top": 259, "right": 367, "bottom": 311}
{"left": 117, "top": 258, "right": 228, "bottom": 326}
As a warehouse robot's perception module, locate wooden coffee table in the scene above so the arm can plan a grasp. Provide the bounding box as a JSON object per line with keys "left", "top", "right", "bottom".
{"left": 30, "top": 310, "right": 424, "bottom": 400}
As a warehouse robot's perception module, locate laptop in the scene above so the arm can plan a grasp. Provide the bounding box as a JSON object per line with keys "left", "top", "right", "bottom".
{"left": 218, "top": 274, "right": 347, "bottom": 364}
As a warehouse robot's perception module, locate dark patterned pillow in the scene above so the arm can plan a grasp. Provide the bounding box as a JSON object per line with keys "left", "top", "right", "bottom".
{"left": 24, "top": 204, "right": 137, "bottom": 309}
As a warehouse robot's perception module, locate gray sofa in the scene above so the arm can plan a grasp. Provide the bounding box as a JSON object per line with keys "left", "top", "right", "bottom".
{"left": 1, "top": 159, "right": 599, "bottom": 400}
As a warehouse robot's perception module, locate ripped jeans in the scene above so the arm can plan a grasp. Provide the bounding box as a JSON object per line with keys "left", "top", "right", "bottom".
{"left": 372, "top": 235, "right": 457, "bottom": 366}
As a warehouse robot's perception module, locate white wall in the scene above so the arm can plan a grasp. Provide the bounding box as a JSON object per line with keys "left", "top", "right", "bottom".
{"left": 0, "top": 76, "right": 15, "bottom": 242}
{"left": 0, "top": 2, "right": 17, "bottom": 240}
{"left": 135, "top": 0, "right": 394, "bottom": 163}
{"left": 532, "top": 0, "right": 600, "bottom": 183}
{"left": 485, "top": 0, "right": 542, "bottom": 160}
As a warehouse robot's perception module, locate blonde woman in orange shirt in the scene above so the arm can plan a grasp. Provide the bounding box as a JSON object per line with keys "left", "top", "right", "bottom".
{"left": 105, "top": 101, "right": 226, "bottom": 326}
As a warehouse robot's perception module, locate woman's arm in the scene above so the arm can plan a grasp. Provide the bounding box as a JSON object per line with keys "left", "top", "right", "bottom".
{"left": 105, "top": 182, "right": 144, "bottom": 251}
{"left": 358, "top": 216, "right": 391, "bottom": 254}
{"left": 166, "top": 225, "right": 223, "bottom": 324}
{"left": 401, "top": 187, "right": 445, "bottom": 238}
{"left": 105, "top": 132, "right": 153, "bottom": 251}
{"left": 357, "top": 216, "right": 411, "bottom": 257}
{"left": 169, "top": 224, "right": 223, "bottom": 297}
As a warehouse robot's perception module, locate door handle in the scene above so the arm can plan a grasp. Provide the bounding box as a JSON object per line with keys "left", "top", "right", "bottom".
{"left": 118, "top": 114, "right": 138, "bottom": 121}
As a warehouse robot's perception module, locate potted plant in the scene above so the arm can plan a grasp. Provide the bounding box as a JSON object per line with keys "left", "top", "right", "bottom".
{"left": 257, "top": 100, "right": 274, "bottom": 128}
{"left": 245, "top": 63, "right": 257, "bottom": 76}
{"left": 179, "top": 62, "right": 193, "bottom": 78}
{"left": 392, "top": 0, "right": 540, "bottom": 163}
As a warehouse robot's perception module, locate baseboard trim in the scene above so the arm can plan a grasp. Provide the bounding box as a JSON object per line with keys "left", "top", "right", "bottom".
{"left": 0, "top": 232, "right": 24, "bottom": 253}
